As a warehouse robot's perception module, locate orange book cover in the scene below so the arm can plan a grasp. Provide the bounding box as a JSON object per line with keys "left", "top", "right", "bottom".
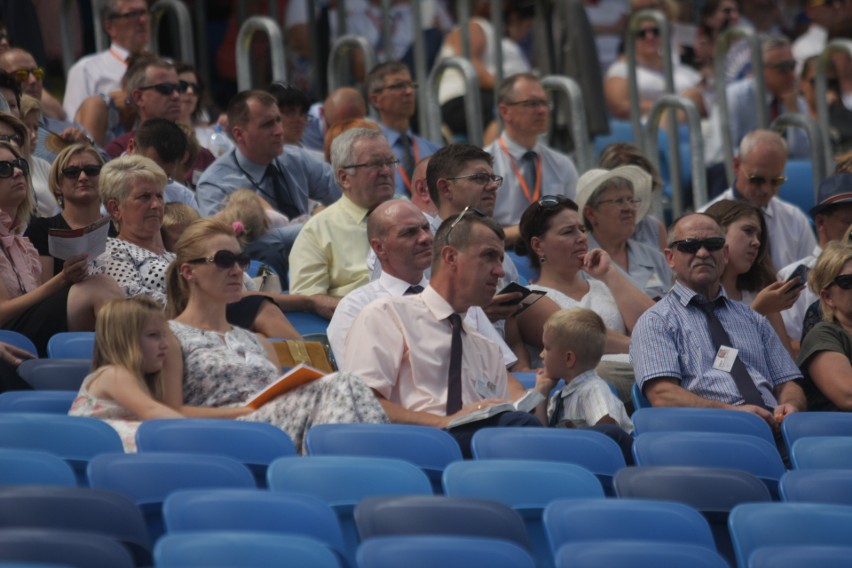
{"left": 245, "top": 363, "right": 325, "bottom": 409}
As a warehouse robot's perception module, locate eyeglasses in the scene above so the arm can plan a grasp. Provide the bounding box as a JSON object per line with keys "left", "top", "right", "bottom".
{"left": 448, "top": 205, "right": 487, "bottom": 234}
{"left": 669, "top": 237, "right": 726, "bottom": 254}
{"left": 637, "top": 27, "right": 661, "bottom": 39}
{"left": 187, "top": 250, "right": 251, "bottom": 270}
{"left": 0, "top": 158, "right": 29, "bottom": 178}
{"left": 766, "top": 61, "right": 797, "bottom": 73}
{"left": 0, "top": 134, "right": 22, "bottom": 146}
{"left": 505, "top": 99, "right": 551, "bottom": 110}
{"left": 446, "top": 172, "right": 504, "bottom": 187}
{"left": 62, "top": 165, "right": 102, "bottom": 179}
{"left": 747, "top": 174, "right": 787, "bottom": 188}
{"left": 374, "top": 81, "right": 418, "bottom": 93}
{"left": 109, "top": 8, "right": 150, "bottom": 20}
{"left": 138, "top": 82, "right": 189, "bottom": 96}
{"left": 596, "top": 196, "right": 642, "bottom": 208}
{"left": 12, "top": 67, "right": 44, "bottom": 82}
{"left": 343, "top": 158, "right": 399, "bottom": 171}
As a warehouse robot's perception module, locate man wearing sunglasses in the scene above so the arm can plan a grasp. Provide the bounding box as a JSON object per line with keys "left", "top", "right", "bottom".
{"left": 631, "top": 213, "right": 806, "bottom": 430}
{"left": 700, "top": 129, "right": 817, "bottom": 270}
{"left": 63, "top": 0, "right": 151, "bottom": 121}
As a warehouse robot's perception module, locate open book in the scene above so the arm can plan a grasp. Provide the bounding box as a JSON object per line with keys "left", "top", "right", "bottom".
{"left": 47, "top": 216, "right": 111, "bottom": 260}
{"left": 245, "top": 363, "right": 325, "bottom": 409}
{"left": 446, "top": 389, "right": 545, "bottom": 429}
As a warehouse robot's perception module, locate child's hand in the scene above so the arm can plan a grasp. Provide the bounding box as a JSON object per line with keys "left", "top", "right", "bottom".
{"left": 534, "top": 368, "right": 559, "bottom": 394}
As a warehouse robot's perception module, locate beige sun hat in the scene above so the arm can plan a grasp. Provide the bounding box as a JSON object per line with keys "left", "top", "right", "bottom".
{"left": 574, "top": 165, "right": 653, "bottom": 223}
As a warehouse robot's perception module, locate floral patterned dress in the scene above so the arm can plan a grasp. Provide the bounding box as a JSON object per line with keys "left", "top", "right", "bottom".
{"left": 169, "top": 321, "right": 388, "bottom": 452}
{"left": 69, "top": 369, "right": 140, "bottom": 452}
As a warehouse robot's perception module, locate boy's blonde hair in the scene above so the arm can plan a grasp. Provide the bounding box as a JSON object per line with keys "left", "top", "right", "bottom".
{"left": 215, "top": 188, "right": 268, "bottom": 245}
{"left": 92, "top": 296, "right": 166, "bottom": 400}
{"left": 162, "top": 202, "right": 201, "bottom": 230}
{"left": 544, "top": 307, "right": 607, "bottom": 370}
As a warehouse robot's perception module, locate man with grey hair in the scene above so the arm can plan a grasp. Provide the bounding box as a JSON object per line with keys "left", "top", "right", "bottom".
{"left": 289, "top": 128, "right": 397, "bottom": 307}
{"left": 63, "top": 0, "right": 152, "bottom": 120}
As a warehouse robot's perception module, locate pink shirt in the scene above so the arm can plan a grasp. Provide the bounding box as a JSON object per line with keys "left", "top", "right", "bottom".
{"left": 343, "top": 286, "right": 508, "bottom": 416}
{"left": 0, "top": 210, "right": 41, "bottom": 297}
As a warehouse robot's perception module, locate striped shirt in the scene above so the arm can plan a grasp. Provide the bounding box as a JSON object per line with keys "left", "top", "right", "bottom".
{"left": 630, "top": 281, "right": 801, "bottom": 407}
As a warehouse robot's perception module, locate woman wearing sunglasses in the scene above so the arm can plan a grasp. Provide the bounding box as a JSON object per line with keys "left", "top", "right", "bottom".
{"left": 164, "top": 218, "right": 388, "bottom": 452}
{"left": 705, "top": 200, "right": 802, "bottom": 356}
{"left": 0, "top": 141, "right": 123, "bottom": 355}
{"left": 25, "top": 143, "right": 117, "bottom": 279}
{"left": 798, "top": 241, "right": 852, "bottom": 411}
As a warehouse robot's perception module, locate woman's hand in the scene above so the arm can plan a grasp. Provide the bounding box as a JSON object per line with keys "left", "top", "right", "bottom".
{"left": 581, "top": 248, "right": 612, "bottom": 280}
{"left": 0, "top": 341, "right": 35, "bottom": 366}
{"left": 750, "top": 279, "right": 804, "bottom": 316}
{"left": 59, "top": 253, "right": 89, "bottom": 285}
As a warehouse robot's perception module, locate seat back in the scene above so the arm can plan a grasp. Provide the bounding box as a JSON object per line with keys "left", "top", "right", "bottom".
{"left": 306, "top": 423, "right": 462, "bottom": 493}
{"left": 46, "top": 332, "right": 95, "bottom": 359}
{"left": 0, "top": 448, "right": 76, "bottom": 487}
{"left": 780, "top": 159, "right": 816, "bottom": 214}
{"left": 632, "top": 407, "right": 775, "bottom": 446}
{"left": 0, "top": 330, "right": 38, "bottom": 355}
{"left": 781, "top": 412, "right": 852, "bottom": 455}
{"left": 790, "top": 436, "right": 852, "bottom": 469}
{"left": 135, "top": 418, "right": 296, "bottom": 486}
{"left": 357, "top": 535, "right": 536, "bottom": 568}
{"left": 0, "top": 528, "right": 134, "bottom": 568}
{"left": 16, "top": 359, "right": 91, "bottom": 390}
{"left": 0, "top": 390, "right": 77, "bottom": 414}
{"left": 780, "top": 469, "right": 852, "bottom": 505}
{"left": 283, "top": 311, "right": 331, "bottom": 335}
{"left": 554, "top": 541, "right": 729, "bottom": 568}
{"left": 631, "top": 382, "right": 651, "bottom": 410}
{"left": 748, "top": 545, "right": 852, "bottom": 568}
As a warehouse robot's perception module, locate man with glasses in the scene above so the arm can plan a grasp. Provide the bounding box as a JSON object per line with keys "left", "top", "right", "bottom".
{"left": 631, "top": 212, "right": 805, "bottom": 430}
{"left": 485, "top": 73, "right": 578, "bottom": 246}
{"left": 366, "top": 61, "right": 441, "bottom": 197}
{"left": 289, "top": 128, "right": 396, "bottom": 309}
{"left": 63, "top": 0, "right": 151, "bottom": 121}
{"left": 700, "top": 129, "right": 816, "bottom": 269}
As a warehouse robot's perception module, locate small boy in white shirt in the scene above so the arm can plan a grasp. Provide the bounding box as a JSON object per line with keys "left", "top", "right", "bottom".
{"left": 533, "top": 307, "right": 634, "bottom": 433}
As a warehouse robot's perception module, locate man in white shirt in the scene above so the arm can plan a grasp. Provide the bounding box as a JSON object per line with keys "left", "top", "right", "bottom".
{"left": 328, "top": 199, "right": 518, "bottom": 369}
{"left": 699, "top": 129, "right": 817, "bottom": 270}
{"left": 484, "top": 73, "right": 578, "bottom": 246}
{"left": 63, "top": 0, "right": 151, "bottom": 121}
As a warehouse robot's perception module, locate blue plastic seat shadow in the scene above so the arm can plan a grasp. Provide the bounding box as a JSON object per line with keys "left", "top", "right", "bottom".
{"left": 154, "top": 531, "right": 340, "bottom": 568}
{"left": 354, "top": 495, "right": 531, "bottom": 552}
{"left": 86, "top": 452, "right": 256, "bottom": 542}
{"left": 729, "top": 502, "right": 852, "bottom": 568}
{"left": 748, "top": 545, "right": 852, "bottom": 568}
{"left": 631, "top": 431, "right": 786, "bottom": 497}
{"left": 631, "top": 407, "right": 776, "bottom": 446}
{"left": 442, "top": 460, "right": 604, "bottom": 568}
{"left": 16, "top": 359, "right": 91, "bottom": 391}
{"left": 613, "top": 465, "right": 772, "bottom": 565}
{"left": 46, "top": 332, "right": 95, "bottom": 359}
{"left": 0, "top": 413, "right": 123, "bottom": 485}
{"left": 543, "top": 498, "right": 717, "bottom": 561}
{"left": 283, "top": 311, "right": 331, "bottom": 335}
{"left": 470, "top": 427, "right": 626, "bottom": 495}
{"left": 0, "top": 330, "right": 38, "bottom": 356}
{"left": 163, "top": 488, "right": 348, "bottom": 566}
{"left": 135, "top": 418, "right": 296, "bottom": 487}
{"left": 306, "top": 423, "right": 463, "bottom": 493}
{"left": 0, "top": 448, "right": 76, "bottom": 487}
{"left": 357, "top": 535, "right": 536, "bottom": 568}
{"left": 781, "top": 412, "right": 852, "bottom": 457}
{"left": 790, "top": 436, "right": 852, "bottom": 469}
{"left": 631, "top": 382, "right": 651, "bottom": 410}
{"left": 267, "top": 455, "right": 433, "bottom": 566}
{"left": 554, "top": 540, "right": 729, "bottom": 568}
{"left": 0, "top": 528, "right": 134, "bottom": 568}
{"left": 0, "top": 485, "right": 151, "bottom": 566}
{"left": 780, "top": 469, "right": 852, "bottom": 505}
{"left": 0, "top": 391, "right": 77, "bottom": 414}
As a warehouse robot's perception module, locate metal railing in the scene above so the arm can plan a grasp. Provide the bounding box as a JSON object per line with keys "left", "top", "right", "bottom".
{"left": 426, "top": 57, "right": 482, "bottom": 146}
{"left": 816, "top": 39, "right": 852, "bottom": 172}
{"left": 235, "top": 16, "right": 288, "bottom": 92}
{"left": 149, "top": 0, "right": 195, "bottom": 65}
{"left": 59, "top": 0, "right": 81, "bottom": 75}
{"left": 541, "top": 75, "right": 592, "bottom": 174}
{"left": 326, "top": 35, "right": 377, "bottom": 93}
{"left": 771, "top": 113, "right": 827, "bottom": 201}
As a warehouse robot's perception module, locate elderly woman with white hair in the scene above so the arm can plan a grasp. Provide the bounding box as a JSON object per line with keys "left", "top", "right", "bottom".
{"left": 576, "top": 165, "right": 672, "bottom": 299}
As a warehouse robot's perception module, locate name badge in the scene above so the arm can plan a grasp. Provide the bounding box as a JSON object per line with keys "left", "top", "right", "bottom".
{"left": 712, "top": 346, "right": 739, "bottom": 373}
{"left": 475, "top": 374, "right": 498, "bottom": 398}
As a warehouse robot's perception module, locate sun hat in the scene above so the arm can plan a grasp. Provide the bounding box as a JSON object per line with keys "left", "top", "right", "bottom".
{"left": 574, "top": 165, "right": 653, "bottom": 223}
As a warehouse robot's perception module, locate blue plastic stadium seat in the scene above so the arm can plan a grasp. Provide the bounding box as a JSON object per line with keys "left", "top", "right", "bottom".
{"left": 0, "top": 391, "right": 77, "bottom": 414}
{"left": 357, "top": 535, "right": 535, "bottom": 568}
{"left": 46, "top": 332, "right": 95, "bottom": 359}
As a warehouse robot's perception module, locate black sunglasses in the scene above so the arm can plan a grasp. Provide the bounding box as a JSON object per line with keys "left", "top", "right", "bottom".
{"left": 138, "top": 81, "right": 189, "bottom": 96}
{"left": 833, "top": 273, "right": 852, "bottom": 290}
{"left": 0, "top": 158, "right": 29, "bottom": 178}
{"left": 637, "top": 27, "right": 660, "bottom": 39}
{"left": 62, "top": 165, "right": 102, "bottom": 179}
{"left": 669, "top": 237, "right": 726, "bottom": 254}
{"left": 188, "top": 250, "right": 251, "bottom": 270}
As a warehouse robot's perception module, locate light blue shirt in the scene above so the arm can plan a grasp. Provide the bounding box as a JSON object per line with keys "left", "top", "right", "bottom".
{"left": 164, "top": 180, "right": 199, "bottom": 210}
{"left": 587, "top": 234, "right": 672, "bottom": 300}
{"left": 380, "top": 124, "right": 442, "bottom": 196}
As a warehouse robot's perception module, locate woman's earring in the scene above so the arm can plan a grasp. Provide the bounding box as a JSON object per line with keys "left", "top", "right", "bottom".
{"left": 539, "top": 255, "right": 546, "bottom": 264}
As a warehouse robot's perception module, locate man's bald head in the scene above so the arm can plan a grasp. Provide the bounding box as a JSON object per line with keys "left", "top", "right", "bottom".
{"left": 368, "top": 199, "right": 422, "bottom": 241}
{"left": 324, "top": 87, "right": 367, "bottom": 128}
{"left": 368, "top": 199, "right": 434, "bottom": 281}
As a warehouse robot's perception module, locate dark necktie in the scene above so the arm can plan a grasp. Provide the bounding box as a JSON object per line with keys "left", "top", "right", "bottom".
{"left": 769, "top": 96, "right": 781, "bottom": 121}
{"left": 404, "top": 285, "right": 424, "bottom": 295}
{"left": 265, "top": 164, "right": 301, "bottom": 220}
{"left": 399, "top": 133, "right": 415, "bottom": 178}
{"left": 447, "top": 313, "right": 463, "bottom": 415}
{"left": 522, "top": 150, "right": 537, "bottom": 191}
{"left": 549, "top": 393, "right": 564, "bottom": 427}
{"left": 695, "top": 297, "right": 767, "bottom": 408}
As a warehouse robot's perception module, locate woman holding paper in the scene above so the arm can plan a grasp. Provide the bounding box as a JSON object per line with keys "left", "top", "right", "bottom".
{"left": 164, "top": 218, "right": 387, "bottom": 452}
{"left": 25, "top": 143, "right": 117, "bottom": 278}
{"left": 0, "top": 141, "right": 123, "bottom": 355}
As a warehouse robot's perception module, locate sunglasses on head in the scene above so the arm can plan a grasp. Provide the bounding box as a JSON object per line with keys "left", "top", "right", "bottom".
{"left": 188, "top": 250, "right": 251, "bottom": 270}
{"left": 139, "top": 81, "right": 189, "bottom": 96}
{"left": 62, "top": 165, "right": 102, "bottom": 179}
{"left": 669, "top": 237, "right": 726, "bottom": 254}
{"left": 538, "top": 195, "right": 572, "bottom": 208}
{"left": 833, "top": 273, "right": 852, "bottom": 290}
{"left": 448, "top": 205, "right": 487, "bottom": 234}
{"left": 0, "top": 158, "right": 28, "bottom": 178}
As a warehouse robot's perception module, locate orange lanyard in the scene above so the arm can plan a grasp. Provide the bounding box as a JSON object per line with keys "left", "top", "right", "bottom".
{"left": 396, "top": 136, "right": 420, "bottom": 193}
{"left": 498, "top": 137, "right": 541, "bottom": 203}
{"left": 109, "top": 48, "right": 128, "bottom": 65}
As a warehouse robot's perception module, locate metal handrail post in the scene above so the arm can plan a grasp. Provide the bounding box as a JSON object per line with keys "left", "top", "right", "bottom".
{"left": 541, "top": 75, "right": 593, "bottom": 174}
{"left": 645, "top": 94, "right": 706, "bottom": 217}
{"left": 235, "top": 16, "right": 288, "bottom": 92}
{"left": 459, "top": 0, "right": 472, "bottom": 61}
{"left": 193, "top": 0, "right": 210, "bottom": 89}
{"left": 816, "top": 39, "right": 852, "bottom": 173}
{"left": 771, "top": 113, "right": 827, "bottom": 202}
{"left": 60, "top": 0, "right": 80, "bottom": 75}
{"left": 380, "top": 0, "right": 392, "bottom": 60}
{"left": 149, "top": 0, "right": 195, "bottom": 65}
{"left": 427, "top": 57, "right": 483, "bottom": 146}
{"left": 412, "top": 0, "right": 430, "bottom": 136}
{"left": 326, "top": 35, "right": 377, "bottom": 93}
{"left": 93, "top": 0, "right": 108, "bottom": 54}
